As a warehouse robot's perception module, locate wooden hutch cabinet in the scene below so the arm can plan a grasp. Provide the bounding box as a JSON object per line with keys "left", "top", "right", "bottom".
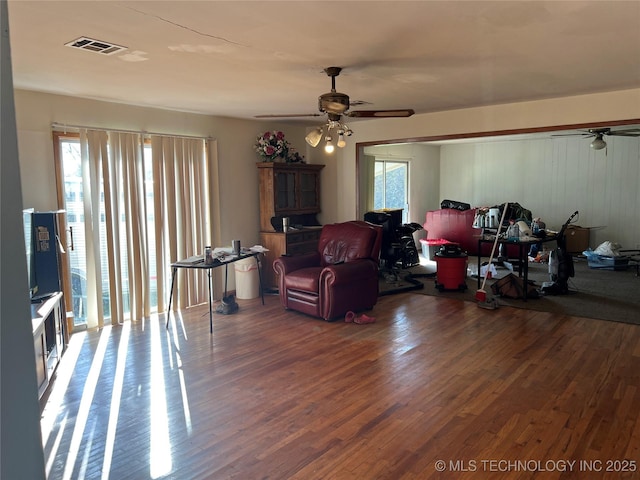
{"left": 257, "top": 162, "right": 325, "bottom": 289}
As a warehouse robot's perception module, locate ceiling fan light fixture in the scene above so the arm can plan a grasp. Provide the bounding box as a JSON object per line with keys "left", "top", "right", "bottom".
{"left": 305, "top": 127, "right": 323, "bottom": 147}
{"left": 255, "top": 67, "right": 416, "bottom": 136}
{"left": 324, "top": 135, "right": 335, "bottom": 154}
{"left": 590, "top": 135, "right": 607, "bottom": 150}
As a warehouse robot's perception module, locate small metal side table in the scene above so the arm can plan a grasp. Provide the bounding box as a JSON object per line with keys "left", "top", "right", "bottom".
{"left": 166, "top": 251, "right": 264, "bottom": 333}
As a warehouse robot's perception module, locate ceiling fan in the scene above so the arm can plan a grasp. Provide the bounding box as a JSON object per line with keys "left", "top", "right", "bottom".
{"left": 255, "top": 67, "right": 415, "bottom": 152}
{"left": 553, "top": 127, "right": 640, "bottom": 150}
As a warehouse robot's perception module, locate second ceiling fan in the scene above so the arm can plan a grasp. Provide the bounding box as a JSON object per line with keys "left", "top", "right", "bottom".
{"left": 255, "top": 67, "right": 415, "bottom": 151}
{"left": 553, "top": 127, "right": 640, "bottom": 150}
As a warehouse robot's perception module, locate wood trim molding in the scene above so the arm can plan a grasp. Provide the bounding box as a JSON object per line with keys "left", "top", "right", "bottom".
{"left": 356, "top": 118, "right": 640, "bottom": 148}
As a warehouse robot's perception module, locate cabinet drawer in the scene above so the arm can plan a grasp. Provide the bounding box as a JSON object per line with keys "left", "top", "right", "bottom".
{"left": 285, "top": 232, "right": 306, "bottom": 245}
{"left": 288, "top": 242, "right": 318, "bottom": 255}
{"left": 302, "top": 230, "right": 321, "bottom": 242}
{"left": 285, "top": 229, "right": 321, "bottom": 248}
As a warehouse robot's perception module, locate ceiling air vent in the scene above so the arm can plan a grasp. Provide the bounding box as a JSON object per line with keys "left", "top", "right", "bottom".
{"left": 64, "top": 37, "right": 127, "bottom": 55}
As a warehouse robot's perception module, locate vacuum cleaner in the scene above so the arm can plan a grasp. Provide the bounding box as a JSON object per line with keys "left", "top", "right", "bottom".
{"left": 542, "top": 211, "right": 579, "bottom": 295}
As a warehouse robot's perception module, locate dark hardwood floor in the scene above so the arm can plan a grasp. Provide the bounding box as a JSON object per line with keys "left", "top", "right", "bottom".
{"left": 41, "top": 292, "right": 640, "bottom": 479}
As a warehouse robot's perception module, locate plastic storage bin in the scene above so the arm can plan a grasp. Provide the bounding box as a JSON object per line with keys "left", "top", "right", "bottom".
{"left": 583, "top": 250, "right": 629, "bottom": 271}
{"left": 234, "top": 257, "right": 261, "bottom": 299}
{"left": 419, "top": 238, "right": 457, "bottom": 260}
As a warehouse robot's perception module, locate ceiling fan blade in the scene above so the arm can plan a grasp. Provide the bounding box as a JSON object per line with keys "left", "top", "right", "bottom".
{"left": 254, "top": 113, "right": 323, "bottom": 118}
{"left": 551, "top": 132, "right": 594, "bottom": 138}
{"left": 606, "top": 129, "right": 640, "bottom": 137}
{"left": 346, "top": 109, "right": 415, "bottom": 118}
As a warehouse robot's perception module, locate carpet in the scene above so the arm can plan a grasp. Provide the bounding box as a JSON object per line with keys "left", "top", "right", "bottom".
{"left": 378, "top": 269, "right": 425, "bottom": 296}
{"left": 395, "top": 256, "right": 640, "bottom": 325}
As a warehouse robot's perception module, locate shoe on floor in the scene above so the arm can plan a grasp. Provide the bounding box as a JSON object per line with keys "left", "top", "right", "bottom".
{"left": 221, "top": 294, "right": 236, "bottom": 305}
{"left": 216, "top": 298, "right": 238, "bottom": 315}
{"left": 354, "top": 314, "right": 376, "bottom": 324}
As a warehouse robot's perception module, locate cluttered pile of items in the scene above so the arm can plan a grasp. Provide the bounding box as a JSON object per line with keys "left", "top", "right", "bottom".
{"left": 582, "top": 241, "right": 640, "bottom": 275}
{"left": 475, "top": 205, "right": 640, "bottom": 310}
{"left": 476, "top": 206, "right": 580, "bottom": 308}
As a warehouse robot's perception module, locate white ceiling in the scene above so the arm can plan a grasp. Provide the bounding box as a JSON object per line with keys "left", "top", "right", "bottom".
{"left": 6, "top": 1, "right": 640, "bottom": 124}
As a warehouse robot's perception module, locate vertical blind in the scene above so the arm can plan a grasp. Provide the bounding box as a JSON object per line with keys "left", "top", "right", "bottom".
{"left": 76, "top": 128, "right": 218, "bottom": 328}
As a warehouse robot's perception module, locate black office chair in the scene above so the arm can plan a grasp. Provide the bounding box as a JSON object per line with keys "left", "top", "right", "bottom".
{"left": 396, "top": 223, "right": 423, "bottom": 268}
{"left": 363, "top": 212, "right": 423, "bottom": 273}
{"left": 364, "top": 211, "right": 400, "bottom": 270}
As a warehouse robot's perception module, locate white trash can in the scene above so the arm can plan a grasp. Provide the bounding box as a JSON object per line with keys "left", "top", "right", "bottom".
{"left": 234, "top": 256, "right": 261, "bottom": 299}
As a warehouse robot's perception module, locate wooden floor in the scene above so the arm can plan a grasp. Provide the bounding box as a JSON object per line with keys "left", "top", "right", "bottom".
{"left": 41, "top": 292, "right": 640, "bottom": 480}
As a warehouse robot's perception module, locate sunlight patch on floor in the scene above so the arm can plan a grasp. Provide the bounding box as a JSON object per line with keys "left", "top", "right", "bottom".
{"left": 150, "top": 317, "right": 172, "bottom": 478}
{"left": 41, "top": 330, "right": 85, "bottom": 447}
{"left": 44, "top": 411, "right": 68, "bottom": 477}
{"left": 61, "top": 327, "right": 111, "bottom": 480}
{"left": 101, "top": 321, "right": 131, "bottom": 480}
{"left": 165, "top": 311, "right": 193, "bottom": 434}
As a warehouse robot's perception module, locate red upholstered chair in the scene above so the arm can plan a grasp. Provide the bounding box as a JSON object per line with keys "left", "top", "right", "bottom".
{"left": 273, "top": 221, "right": 382, "bottom": 321}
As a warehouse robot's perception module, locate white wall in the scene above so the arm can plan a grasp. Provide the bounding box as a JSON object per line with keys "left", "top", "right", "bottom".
{"left": 439, "top": 135, "right": 640, "bottom": 250}
{"left": 1, "top": 2, "right": 46, "bottom": 476}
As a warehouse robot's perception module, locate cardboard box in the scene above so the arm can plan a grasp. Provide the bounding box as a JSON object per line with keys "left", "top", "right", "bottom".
{"left": 565, "top": 226, "right": 590, "bottom": 254}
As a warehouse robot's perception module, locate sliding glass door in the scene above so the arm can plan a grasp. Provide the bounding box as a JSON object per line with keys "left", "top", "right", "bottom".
{"left": 54, "top": 131, "right": 211, "bottom": 329}
{"left": 58, "top": 137, "right": 89, "bottom": 326}
{"left": 56, "top": 135, "right": 157, "bottom": 326}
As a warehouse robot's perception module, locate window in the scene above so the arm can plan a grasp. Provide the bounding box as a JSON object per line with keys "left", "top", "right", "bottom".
{"left": 374, "top": 160, "right": 409, "bottom": 222}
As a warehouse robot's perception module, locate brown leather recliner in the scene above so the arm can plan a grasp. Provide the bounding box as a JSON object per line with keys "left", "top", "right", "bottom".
{"left": 273, "top": 221, "right": 382, "bottom": 321}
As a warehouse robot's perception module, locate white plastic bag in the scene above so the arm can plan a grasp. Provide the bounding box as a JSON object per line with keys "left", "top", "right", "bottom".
{"left": 480, "top": 263, "right": 498, "bottom": 278}
{"left": 516, "top": 220, "right": 531, "bottom": 237}
{"left": 549, "top": 249, "right": 558, "bottom": 276}
{"left": 594, "top": 241, "right": 622, "bottom": 257}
